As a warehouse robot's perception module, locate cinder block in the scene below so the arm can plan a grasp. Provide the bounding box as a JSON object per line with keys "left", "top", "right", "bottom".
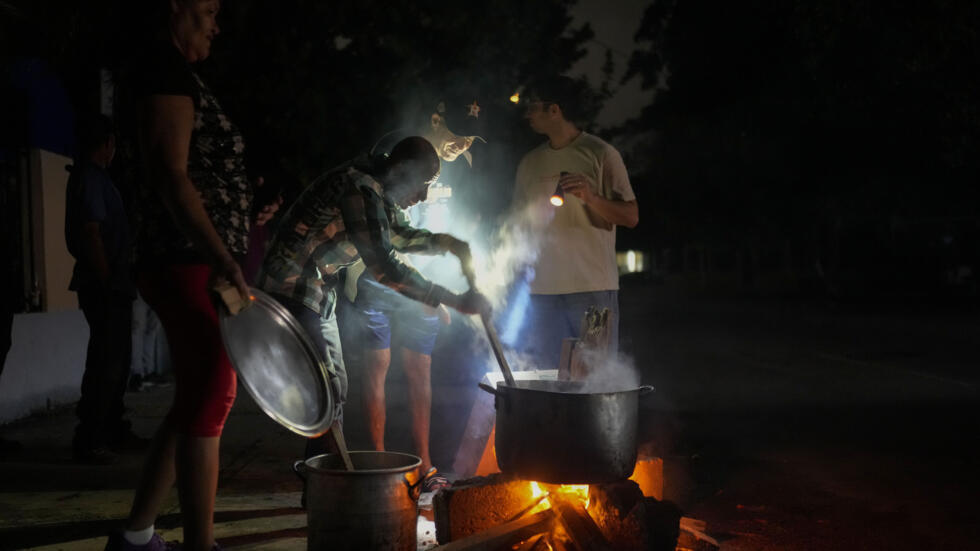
{"left": 433, "top": 473, "right": 533, "bottom": 543}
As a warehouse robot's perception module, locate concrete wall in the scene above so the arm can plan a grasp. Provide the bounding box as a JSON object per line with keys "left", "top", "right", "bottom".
{"left": 0, "top": 310, "right": 88, "bottom": 423}
{"left": 0, "top": 148, "right": 86, "bottom": 424}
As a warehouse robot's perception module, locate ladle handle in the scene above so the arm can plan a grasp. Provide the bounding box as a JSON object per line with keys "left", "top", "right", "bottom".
{"left": 330, "top": 420, "right": 354, "bottom": 471}
{"left": 481, "top": 311, "right": 516, "bottom": 388}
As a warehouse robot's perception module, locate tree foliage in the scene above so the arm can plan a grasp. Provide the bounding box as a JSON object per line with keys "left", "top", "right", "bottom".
{"left": 621, "top": 0, "right": 980, "bottom": 291}
{"left": 5, "top": 0, "right": 597, "bottom": 187}
{"left": 203, "top": 0, "right": 594, "bottom": 183}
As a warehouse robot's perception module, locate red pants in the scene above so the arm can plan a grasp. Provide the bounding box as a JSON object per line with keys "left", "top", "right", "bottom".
{"left": 139, "top": 264, "right": 236, "bottom": 437}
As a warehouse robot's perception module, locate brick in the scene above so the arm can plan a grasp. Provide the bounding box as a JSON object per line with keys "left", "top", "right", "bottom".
{"left": 433, "top": 473, "right": 536, "bottom": 544}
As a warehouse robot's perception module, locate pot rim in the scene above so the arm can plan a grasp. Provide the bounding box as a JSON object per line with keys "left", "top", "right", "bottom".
{"left": 303, "top": 451, "right": 422, "bottom": 475}
{"left": 496, "top": 381, "right": 654, "bottom": 397}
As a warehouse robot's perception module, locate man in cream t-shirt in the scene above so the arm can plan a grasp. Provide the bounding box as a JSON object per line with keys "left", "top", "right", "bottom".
{"left": 513, "top": 76, "right": 639, "bottom": 366}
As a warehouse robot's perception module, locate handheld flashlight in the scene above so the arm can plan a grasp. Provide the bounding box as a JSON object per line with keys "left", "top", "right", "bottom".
{"left": 550, "top": 171, "right": 568, "bottom": 207}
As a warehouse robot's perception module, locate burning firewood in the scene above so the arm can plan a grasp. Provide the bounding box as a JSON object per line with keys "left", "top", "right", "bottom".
{"left": 677, "top": 516, "right": 719, "bottom": 551}
{"left": 430, "top": 509, "right": 555, "bottom": 550}
{"left": 586, "top": 480, "right": 649, "bottom": 550}
{"left": 549, "top": 493, "right": 614, "bottom": 551}
{"left": 513, "top": 533, "right": 548, "bottom": 551}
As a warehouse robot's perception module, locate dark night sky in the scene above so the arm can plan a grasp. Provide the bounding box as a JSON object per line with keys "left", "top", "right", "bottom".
{"left": 571, "top": 0, "right": 655, "bottom": 127}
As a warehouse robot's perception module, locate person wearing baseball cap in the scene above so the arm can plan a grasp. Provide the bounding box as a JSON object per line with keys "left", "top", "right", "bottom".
{"left": 344, "top": 94, "right": 488, "bottom": 492}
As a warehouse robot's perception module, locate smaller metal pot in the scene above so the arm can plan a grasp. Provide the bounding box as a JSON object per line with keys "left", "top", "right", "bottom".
{"left": 480, "top": 380, "right": 654, "bottom": 484}
{"left": 294, "top": 451, "right": 424, "bottom": 551}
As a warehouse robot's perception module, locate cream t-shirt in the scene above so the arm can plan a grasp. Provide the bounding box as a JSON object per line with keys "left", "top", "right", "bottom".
{"left": 513, "top": 132, "right": 635, "bottom": 295}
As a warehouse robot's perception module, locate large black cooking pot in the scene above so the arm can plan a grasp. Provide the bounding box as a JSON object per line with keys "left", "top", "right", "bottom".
{"left": 479, "top": 380, "right": 654, "bottom": 484}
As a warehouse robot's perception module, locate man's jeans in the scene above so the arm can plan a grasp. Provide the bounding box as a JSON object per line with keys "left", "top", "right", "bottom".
{"left": 274, "top": 291, "right": 348, "bottom": 459}
{"left": 75, "top": 288, "right": 134, "bottom": 449}
{"left": 519, "top": 290, "right": 619, "bottom": 370}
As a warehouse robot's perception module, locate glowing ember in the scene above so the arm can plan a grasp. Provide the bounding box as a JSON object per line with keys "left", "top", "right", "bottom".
{"left": 510, "top": 92, "right": 520, "bottom": 104}
{"left": 528, "top": 481, "right": 590, "bottom": 512}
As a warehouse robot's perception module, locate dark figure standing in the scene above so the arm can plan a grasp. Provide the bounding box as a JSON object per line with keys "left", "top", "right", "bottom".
{"left": 0, "top": 154, "right": 21, "bottom": 455}
{"left": 65, "top": 114, "right": 139, "bottom": 464}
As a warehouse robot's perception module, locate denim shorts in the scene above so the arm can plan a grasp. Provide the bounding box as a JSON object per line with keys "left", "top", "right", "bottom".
{"left": 351, "top": 277, "right": 440, "bottom": 354}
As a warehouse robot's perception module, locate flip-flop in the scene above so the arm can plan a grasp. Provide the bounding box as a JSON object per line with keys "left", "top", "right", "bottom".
{"left": 421, "top": 467, "right": 450, "bottom": 493}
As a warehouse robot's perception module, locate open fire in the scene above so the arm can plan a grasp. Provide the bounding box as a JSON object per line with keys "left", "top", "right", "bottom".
{"left": 432, "top": 470, "right": 685, "bottom": 551}
{"left": 528, "top": 482, "right": 591, "bottom": 512}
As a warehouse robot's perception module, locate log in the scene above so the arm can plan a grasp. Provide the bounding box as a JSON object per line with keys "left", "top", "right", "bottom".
{"left": 550, "top": 494, "right": 613, "bottom": 551}
{"left": 431, "top": 509, "right": 555, "bottom": 551}
{"left": 677, "top": 516, "right": 719, "bottom": 551}
{"left": 514, "top": 533, "right": 547, "bottom": 551}
{"left": 587, "top": 480, "right": 649, "bottom": 550}
{"left": 680, "top": 517, "right": 707, "bottom": 533}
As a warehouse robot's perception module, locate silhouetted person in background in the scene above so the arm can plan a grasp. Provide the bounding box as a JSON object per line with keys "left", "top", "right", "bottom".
{"left": 0, "top": 153, "right": 20, "bottom": 455}
{"left": 65, "top": 114, "right": 141, "bottom": 465}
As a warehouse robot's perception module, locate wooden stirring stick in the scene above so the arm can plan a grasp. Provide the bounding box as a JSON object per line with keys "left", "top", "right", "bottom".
{"left": 329, "top": 419, "right": 354, "bottom": 471}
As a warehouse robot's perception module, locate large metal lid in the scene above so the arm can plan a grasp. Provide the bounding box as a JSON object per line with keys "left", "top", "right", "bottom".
{"left": 219, "top": 288, "right": 336, "bottom": 437}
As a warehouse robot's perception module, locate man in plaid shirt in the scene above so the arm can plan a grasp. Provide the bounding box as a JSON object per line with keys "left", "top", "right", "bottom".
{"left": 257, "top": 137, "right": 488, "bottom": 461}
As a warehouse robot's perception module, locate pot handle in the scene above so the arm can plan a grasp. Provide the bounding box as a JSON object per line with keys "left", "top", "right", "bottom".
{"left": 292, "top": 459, "right": 308, "bottom": 482}
{"left": 638, "top": 385, "right": 655, "bottom": 396}
{"left": 478, "top": 382, "right": 499, "bottom": 396}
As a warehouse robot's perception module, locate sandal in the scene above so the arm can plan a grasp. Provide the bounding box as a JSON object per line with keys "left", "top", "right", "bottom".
{"left": 421, "top": 467, "right": 450, "bottom": 493}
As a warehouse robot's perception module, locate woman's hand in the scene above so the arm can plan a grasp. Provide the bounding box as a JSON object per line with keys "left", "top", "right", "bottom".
{"left": 211, "top": 254, "right": 250, "bottom": 302}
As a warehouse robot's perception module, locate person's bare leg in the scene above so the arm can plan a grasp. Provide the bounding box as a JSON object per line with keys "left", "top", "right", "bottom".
{"left": 175, "top": 434, "right": 221, "bottom": 551}
{"left": 361, "top": 348, "right": 391, "bottom": 451}
{"left": 126, "top": 420, "right": 177, "bottom": 530}
{"left": 402, "top": 348, "right": 433, "bottom": 471}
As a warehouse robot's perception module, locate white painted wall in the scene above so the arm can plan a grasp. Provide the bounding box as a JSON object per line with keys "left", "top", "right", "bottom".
{"left": 0, "top": 148, "right": 87, "bottom": 424}
{"left": 0, "top": 310, "right": 88, "bottom": 423}
{"left": 33, "top": 148, "right": 77, "bottom": 312}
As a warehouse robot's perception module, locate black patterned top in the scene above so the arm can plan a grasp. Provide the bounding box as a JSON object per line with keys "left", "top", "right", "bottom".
{"left": 132, "top": 44, "right": 252, "bottom": 264}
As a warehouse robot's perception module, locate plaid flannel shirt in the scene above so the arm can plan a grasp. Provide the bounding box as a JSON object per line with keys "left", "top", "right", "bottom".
{"left": 257, "top": 157, "right": 446, "bottom": 314}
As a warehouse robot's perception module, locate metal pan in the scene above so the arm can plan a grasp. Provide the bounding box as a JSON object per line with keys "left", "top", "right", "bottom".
{"left": 218, "top": 288, "right": 337, "bottom": 437}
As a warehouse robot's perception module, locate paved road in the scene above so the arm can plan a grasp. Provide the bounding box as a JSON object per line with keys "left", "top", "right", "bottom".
{"left": 621, "top": 280, "right": 980, "bottom": 550}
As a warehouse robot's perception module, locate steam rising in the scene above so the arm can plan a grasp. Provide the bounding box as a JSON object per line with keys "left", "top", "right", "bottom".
{"left": 468, "top": 200, "right": 555, "bottom": 308}
{"left": 576, "top": 346, "right": 642, "bottom": 393}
